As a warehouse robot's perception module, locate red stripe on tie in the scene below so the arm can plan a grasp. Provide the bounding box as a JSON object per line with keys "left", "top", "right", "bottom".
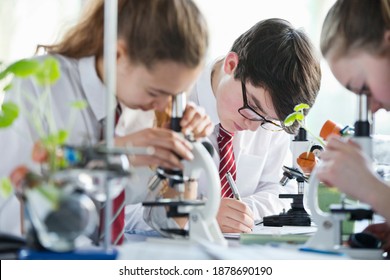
{"left": 217, "top": 124, "right": 236, "bottom": 198}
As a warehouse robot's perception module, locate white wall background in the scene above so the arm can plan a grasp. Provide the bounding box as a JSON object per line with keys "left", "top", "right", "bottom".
{"left": 1, "top": 0, "right": 389, "bottom": 135}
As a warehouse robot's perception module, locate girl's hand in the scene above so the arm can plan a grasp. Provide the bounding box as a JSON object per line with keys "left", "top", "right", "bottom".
{"left": 115, "top": 127, "right": 194, "bottom": 169}
{"left": 317, "top": 136, "right": 377, "bottom": 200}
{"left": 180, "top": 102, "right": 213, "bottom": 139}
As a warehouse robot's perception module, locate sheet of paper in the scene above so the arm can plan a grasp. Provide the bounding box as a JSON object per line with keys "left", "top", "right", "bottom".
{"left": 223, "top": 225, "right": 317, "bottom": 239}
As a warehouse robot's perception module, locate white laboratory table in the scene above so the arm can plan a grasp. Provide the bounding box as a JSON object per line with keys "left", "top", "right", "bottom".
{"left": 118, "top": 227, "right": 350, "bottom": 260}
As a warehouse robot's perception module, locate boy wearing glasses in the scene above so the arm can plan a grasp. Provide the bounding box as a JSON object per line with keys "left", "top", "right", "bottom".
{"left": 139, "top": 18, "right": 321, "bottom": 234}
{"left": 152, "top": 18, "right": 321, "bottom": 233}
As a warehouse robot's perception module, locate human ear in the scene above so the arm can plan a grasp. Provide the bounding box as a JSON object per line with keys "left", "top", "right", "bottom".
{"left": 116, "top": 39, "right": 128, "bottom": 63}
{"left": 384, "top": 30, "right": 390, "bottom": 46}
{"left": 223, "top": 52, "right": 239, "bottom": 75}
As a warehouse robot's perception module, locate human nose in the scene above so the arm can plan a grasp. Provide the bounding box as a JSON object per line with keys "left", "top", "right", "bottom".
{"left": 152, "top": 98, "right": 170, "bottom": 112}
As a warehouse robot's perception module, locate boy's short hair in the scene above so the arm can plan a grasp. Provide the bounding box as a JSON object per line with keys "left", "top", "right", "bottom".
{"left": 231, "top": 18, "right": 321, "bottom": 134}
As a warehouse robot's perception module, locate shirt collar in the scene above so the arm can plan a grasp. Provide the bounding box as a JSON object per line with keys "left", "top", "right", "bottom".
{"left": 78, "top": 56, "right": 107, "bottom": 122}
{"left": 195, "top": 59, "right": 222, "bottom": 126}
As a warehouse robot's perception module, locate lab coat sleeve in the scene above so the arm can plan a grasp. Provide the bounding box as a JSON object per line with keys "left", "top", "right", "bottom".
{"left": 141, "top": 171, "right": 193, "bottom": 234}
{"left": 124, "top": 167, "right": 156, "bottom": 232}
{"left": 124, "top": 203, "right": 152, "bottom": 232}
{"left": 124, "top": 166, "right": 154, "bottom": 204}
{"left": 241, "top": 132, "right": 297, "bottom": 221}
{"left": 143, "top": 205, "right": 185, "bottom": 236}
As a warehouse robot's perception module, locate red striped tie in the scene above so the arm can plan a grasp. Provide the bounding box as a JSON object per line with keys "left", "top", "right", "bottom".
{"left": 217, "top": 124, "right": 236, "bottom": 198}
{"left": 99, "top": 104, "right": 125, "bottom": 245}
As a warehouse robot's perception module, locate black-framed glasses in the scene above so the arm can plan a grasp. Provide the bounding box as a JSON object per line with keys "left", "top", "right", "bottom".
{"left": 238, "top": 81, "right": 283, "bottom": 131}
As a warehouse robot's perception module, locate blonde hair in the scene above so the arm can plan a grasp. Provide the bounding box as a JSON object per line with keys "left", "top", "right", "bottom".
{"left": 154, "top": 100, "right": 172, "bottom": 128}
{"left": 321, "top": 0, "right": 390, "bottom": 58}
{"left": 43, "top": 0, "right": 208, "bottom": 69}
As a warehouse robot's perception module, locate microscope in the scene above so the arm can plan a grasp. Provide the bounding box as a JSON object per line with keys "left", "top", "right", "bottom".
{"left": 263, "top": 127, "right": 316, "bottom": 227}
{"left": 143, "top": 93, "right": 227, "bottom": 246}
{"left": 305, "top": 94, "right": 383, "bottom": 259}
{"left": 17, "top": 144, "right": 148, "bottom": 259}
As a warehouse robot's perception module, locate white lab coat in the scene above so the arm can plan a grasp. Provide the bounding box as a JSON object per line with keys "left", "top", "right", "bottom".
{"left": 0, "top": 55, "right": 151, "bottom": 235}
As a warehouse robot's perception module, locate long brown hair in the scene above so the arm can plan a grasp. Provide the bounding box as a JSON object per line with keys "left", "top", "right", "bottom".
{"left": 44, "top": 0, "right": 208, "bottom": 69}
{"left": 321, "top": 0, "right": 390, "bottom": 59}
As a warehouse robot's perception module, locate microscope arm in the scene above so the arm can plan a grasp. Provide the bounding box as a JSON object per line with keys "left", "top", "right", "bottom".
{"left": 305, "top": 163, "right": 343, "bottom": 249}
{"left": 183, "top": 142, "right": 220, "bottom": 223}
{"left": 182, "top": 141, "right": 227, "bottom": 246}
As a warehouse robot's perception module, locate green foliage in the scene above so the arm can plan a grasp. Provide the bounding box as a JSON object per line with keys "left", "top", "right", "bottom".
{"left": 284, "top": 103, "right": 309, "bottom": 127}
{"left": 3, "top": 83, "right": 13, "bottom": 92}
{"left": 0, "top": 57, "right": 61, "bottom": 128}
{"left": 0, "top": 57, "right": 88, "bottom": 208}
{"left": 284, "top": 112, "right": 304, "bottom": 127}
{"left": 0, "top": 57, "right": 86, "bottom": 173}
{"left": 0, "top": 57, "right": 60, "bottom": 84}
{"left": 294, "top": 103, "right": 310, "bottom": 111}
{"left": 2, "top": 59, "right": 40, "bottom": 78}
{"left": 42, "top": 130, "right": 69, "bottom": 147}
{"left": 34, "top": 57, "right": 61, "bottom": 86}
{"left": 71, "top": 100, "right": 88, "bottom": 110}
{"left": 283, "top": 103, "right": 325, "bottom": 146}
{"left": 0, "top": 102, "right": 19, "bottom": 128}
{"left": 0, "top": 178, "right": 13, "bottom": 199}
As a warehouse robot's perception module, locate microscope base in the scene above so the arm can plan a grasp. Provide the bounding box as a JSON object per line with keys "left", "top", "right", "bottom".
{"left": 263, "top": 194, "right": 311, "bottom": 227}
{"left": 263, "top": 211, "right": 311, "bottom": 227}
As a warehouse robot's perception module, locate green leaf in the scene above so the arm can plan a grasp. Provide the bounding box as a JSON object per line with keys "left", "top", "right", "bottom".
{"left": 2, "top": 83, "right": 13, "bottom": 92}
{"left": 295, "top": 112, "right": 305, "bottom": 121}
{"left": 42, "top": 130, "right": 69, "bottom": 146}
{"left": 284, "top": 111, "right": 306, "bottom": 126}
{"left": 284, "top": 112, "right": 300, "bottom": 126}
{"left": 0, "top": 102, "right": 20, "bottom": 128}
{"left": 0, "top": 177, "right": 13, "bottom": 198}
{"left": 0, "top": 69, "right": 8, "bottom": 80}
{"left": 56, "top": 130, "right": 69, "bottom": 145}
{"left": 294, "top": 103, "right": 310, "bottom": 112}
{"left": 70, "top": 100, "right": 88, "bottom": 110}
{"left": 5, "top": 59, "right": 40, "bottom": 78}
{"left": 34, "top": 57, "right": 60, "bottom": 86}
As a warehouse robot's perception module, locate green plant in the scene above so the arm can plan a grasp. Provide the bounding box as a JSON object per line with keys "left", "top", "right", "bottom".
{"left": 284, "top": 103, "right": 325, "bottom": 147}
{"left": 0, "top": 57, "right": 87, "bottom": 171}
{"left": 0, "top": 57, "right": 87, "bottom": 205}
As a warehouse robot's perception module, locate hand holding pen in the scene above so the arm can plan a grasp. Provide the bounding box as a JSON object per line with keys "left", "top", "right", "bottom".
{"left": 225, "top": 172, "right": 263, "bottom": 227}
{"left": 221, "top": 172, "right": 255, "bottom": 232}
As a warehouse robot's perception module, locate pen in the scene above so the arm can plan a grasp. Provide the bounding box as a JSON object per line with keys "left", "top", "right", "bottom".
{"left": 225, "top": 172, "right": 241, "bottom": 201}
